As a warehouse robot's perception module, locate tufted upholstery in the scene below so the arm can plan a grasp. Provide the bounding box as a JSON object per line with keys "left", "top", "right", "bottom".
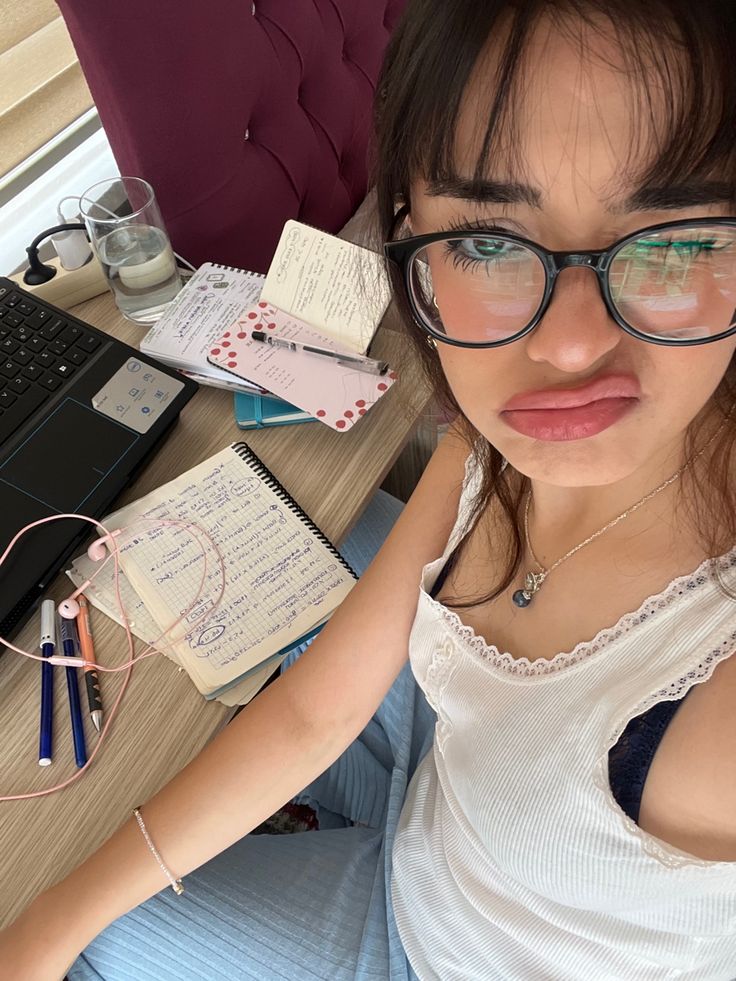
{"left": 56, "top": 0, "right": 407, "bottom": 274}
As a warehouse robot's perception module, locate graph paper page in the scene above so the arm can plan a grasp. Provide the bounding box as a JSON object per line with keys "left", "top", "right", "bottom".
{"left": 99, "top": 445, "right": 355, "bottom": 695}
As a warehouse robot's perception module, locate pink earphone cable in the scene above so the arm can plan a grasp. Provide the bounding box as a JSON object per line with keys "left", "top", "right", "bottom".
{"left": 0, "top": 511, "right": 227, "bottom": 801}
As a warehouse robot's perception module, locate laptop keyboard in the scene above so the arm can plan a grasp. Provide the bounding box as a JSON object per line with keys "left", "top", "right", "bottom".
{"left": 0, "top": 290, "right": 102, "bottom": 444}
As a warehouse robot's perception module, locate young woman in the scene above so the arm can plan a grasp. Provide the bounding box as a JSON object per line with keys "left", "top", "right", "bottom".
{"left": 4, "top": 1, "right": 736, "bottom": 977}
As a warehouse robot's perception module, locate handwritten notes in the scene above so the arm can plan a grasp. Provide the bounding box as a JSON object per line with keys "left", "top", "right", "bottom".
{"left": 261, "top": 221, "right": 391, "bottom": 355}
{"left": 66, "top": 553, "right": 282, "bottom": 706}
{"left": 140, "top": 263, "right": 266, "bottom": 390}
{"left": 86, "top": 445, "right": 355, "bottom": 700}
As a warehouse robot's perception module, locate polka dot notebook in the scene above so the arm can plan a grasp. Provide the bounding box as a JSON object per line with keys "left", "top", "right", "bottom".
{"left": 207, "top": 304, "right": 397, "bottom": 431}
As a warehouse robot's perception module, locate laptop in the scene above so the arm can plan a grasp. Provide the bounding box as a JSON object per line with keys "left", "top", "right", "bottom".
{"left": 0, "top": 276, "right": 198, "bottom": 642}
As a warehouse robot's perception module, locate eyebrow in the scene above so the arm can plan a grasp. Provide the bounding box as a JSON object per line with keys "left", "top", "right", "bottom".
{"left": 426, "top": 178, "right": 542, "bottom": 207}
{"left": 616, "top": 181, "right": 735, "bottom": 212}
{"left": 425, "top": 177, "right": 734, "bottom": 212}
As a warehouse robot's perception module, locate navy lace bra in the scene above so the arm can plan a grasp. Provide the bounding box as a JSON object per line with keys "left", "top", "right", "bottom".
{"left": 429, "top": 553, "right": 690, "bottom": 825}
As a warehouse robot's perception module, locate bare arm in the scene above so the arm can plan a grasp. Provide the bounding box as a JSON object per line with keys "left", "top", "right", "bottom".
{"left": 2, "top": 425, "right": 471, "bottom": 978}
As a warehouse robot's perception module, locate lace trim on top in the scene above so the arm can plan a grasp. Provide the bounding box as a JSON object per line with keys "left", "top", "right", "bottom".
{"left": 424, "top": 637, "right": 458, "bottom": 753}
{"left": 421, "top": 547, "right": 736, "bottom": 678}
{"left": 592, "top": 629, "right": 736, "bottom": 869}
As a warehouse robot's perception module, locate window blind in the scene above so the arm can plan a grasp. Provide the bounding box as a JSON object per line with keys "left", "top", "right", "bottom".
{"left": 0, "top": 0, "right": 94, "bottom": 177}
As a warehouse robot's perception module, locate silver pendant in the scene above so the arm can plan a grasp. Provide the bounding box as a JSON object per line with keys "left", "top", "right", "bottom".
{"left": 512, "top": 571, "right": 545, "bottom": 608}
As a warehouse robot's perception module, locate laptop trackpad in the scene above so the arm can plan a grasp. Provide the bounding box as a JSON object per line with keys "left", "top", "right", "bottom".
{"left": 0, "top": 399, "right": 138, "bottom": 513}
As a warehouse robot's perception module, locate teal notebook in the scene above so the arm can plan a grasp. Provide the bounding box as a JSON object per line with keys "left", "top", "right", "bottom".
{"left": 234, "top": 392, "right": 316, "bottom": 429}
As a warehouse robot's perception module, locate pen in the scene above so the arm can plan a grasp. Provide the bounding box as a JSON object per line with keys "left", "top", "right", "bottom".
{"left": 251, "top": 330, "right": 389, "bottom": 376}
{"left": 59, "top": 616, "right": 87, "bottom": 768}
{"left": 39, "top": 600, "right": 56, "bottom": 766}
{"left": 76, "top": 594, "right": 103, "bottom": 732}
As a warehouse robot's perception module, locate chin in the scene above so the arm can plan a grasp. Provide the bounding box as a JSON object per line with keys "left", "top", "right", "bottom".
{"left": 511, "top": 453, "right": 642, "bottom": 488}
{"left": 484, "top": 422, "right": 653, "bottom": 488}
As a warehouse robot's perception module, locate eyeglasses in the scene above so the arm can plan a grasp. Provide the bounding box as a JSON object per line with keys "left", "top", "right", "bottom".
{"left": 383, "top": 218, "right": 736, "bottom": 349}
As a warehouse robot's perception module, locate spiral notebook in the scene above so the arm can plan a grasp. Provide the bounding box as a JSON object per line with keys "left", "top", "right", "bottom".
{"left": 139, "top": 262, "right": 268, "bottom": 394}
{"left": 83, "top": 443, "right": 357, "bottom": 700}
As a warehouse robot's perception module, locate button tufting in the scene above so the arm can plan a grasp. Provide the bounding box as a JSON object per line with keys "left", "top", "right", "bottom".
{"left": 251, "top": 2, "right": 256, "bottom": 14}
{"left": 244, "top": 128, "right": 250, "bottom": 142}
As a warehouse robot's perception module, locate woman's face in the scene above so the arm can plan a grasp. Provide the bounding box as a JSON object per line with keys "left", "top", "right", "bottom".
{"left": 408, "top": 20, "right": 736, "bottom": 488}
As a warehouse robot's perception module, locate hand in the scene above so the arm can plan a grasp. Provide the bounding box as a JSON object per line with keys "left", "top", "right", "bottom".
{"left": 0, "top": 893, "right": 81, "bottom": 981}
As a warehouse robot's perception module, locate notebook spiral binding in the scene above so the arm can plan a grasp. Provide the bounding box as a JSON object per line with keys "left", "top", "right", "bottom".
{"left": 231, "top": 442, "right": 358, "bottom": 581}
{"left": 209, "top": 263, "right": 261, "bottom": 275}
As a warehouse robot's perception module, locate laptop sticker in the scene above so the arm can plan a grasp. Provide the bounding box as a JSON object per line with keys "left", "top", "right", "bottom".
{"left": 92, "top": 358, "right": 184, "bottom": 433}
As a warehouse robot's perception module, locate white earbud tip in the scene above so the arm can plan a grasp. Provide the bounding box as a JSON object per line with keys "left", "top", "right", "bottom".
{"left": 58, "top": 598, "right": 80, "bottom": 619}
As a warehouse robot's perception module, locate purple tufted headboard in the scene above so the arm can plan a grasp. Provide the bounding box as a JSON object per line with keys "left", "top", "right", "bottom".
{"left": 56, "top": 0, "right": 408, "bottom": 274}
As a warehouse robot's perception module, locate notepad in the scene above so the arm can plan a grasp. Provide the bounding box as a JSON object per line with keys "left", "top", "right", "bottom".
{"left": 72, "top": 443, "right": 356, "bottom": 701}
{"left": 65, "top": 550, "right": 281, "bottom": 707}
{"left": 208, "top": 304, "right": 397, "bottom": 431}
{"left": 261, "top": 221, "right": 392, "bottom": 355}
{"left": 139, "top": 263, "right": 268, "bottom": 394}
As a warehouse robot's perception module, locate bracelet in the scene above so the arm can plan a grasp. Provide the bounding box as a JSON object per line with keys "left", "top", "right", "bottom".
{"left": 132, "top": 806, "right": 185, "bottom": 895}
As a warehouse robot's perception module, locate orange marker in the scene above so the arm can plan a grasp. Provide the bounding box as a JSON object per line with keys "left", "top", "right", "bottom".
{"left": 76, "top": 594, "right": 103, "bottom": 732}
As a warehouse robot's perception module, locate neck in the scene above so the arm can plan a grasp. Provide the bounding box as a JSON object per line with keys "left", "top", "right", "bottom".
{"left": 530, "top": 446, "right": 682, "bottom": 535}
{"left": 524, "top": 426, "right": 717, "bottom": 569}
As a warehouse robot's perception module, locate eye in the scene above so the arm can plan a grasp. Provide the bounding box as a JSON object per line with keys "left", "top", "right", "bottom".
{"left": 463, "top": 238, "right": 505, "bottom": 258}
{"left": 628, "top": 237, "right": 726, "bottom": 260}
{"left": 446, "top": 237, "right": 527, "bottom": 269}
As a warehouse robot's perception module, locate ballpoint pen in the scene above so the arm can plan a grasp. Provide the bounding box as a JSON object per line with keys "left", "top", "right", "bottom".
{"left": 38, "top": 599, "right": 56, "bottom": 766}
{"left": 59, "top": 616, "right": 87, "bottom": 768}
{"left": 76, "top": 594, "right": 103, "bottom": 732}
{"left": 251, "top": 330, "right": 389, "bottom": 376}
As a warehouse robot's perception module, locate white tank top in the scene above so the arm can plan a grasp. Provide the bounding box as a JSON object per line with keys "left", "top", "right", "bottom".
{"left": 392, "top": 454, "right": 736, "bottom": 980}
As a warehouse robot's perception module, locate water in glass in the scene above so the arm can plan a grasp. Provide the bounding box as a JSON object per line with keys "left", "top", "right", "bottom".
{"left": 96, "top": 224, "right": 182, "bottom": 325}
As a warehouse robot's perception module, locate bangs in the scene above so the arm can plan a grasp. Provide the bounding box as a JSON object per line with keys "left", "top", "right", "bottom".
{"left": 375, "top": 0, "right": 736, "bottom": 225}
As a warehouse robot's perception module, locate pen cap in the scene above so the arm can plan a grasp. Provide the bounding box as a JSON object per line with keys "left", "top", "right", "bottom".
{"left": 40, "top": 599, "right": 56, "bottom": 647}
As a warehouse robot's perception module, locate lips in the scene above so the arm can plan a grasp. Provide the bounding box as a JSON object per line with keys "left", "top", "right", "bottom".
{"left": 501, "top": 373, "right": 642, "bottom": 412}
{"left": 500, "top": 373, "right": 642, "bottom": 442}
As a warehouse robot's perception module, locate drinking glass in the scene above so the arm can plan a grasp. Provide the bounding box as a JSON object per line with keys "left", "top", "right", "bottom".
{"left": 80, "top": 177, "right": 182, "bottom": 325}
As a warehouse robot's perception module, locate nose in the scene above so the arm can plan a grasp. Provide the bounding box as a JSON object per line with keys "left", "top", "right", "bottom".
{"left": 523, "top": 266, "right": 622, "bottom": 372}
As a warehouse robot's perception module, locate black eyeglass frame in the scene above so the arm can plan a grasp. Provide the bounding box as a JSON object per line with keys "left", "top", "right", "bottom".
{"left": 383, "top": 216, "right": 736, "bottom": 349}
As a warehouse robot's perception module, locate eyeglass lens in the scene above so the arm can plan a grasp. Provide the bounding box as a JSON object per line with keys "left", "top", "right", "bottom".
{"left": 409, "top": 224, "right": 736, "bottom": 344}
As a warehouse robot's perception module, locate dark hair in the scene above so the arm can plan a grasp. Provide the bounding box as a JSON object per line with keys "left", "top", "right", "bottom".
{"left": 374, "top": 0, "right": 736, "bottom": 607}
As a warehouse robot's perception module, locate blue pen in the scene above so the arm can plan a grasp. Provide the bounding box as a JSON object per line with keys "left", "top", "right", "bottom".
{"left": 59, "top": 616, "right": 87, "bottom": 768}
{"left": 38, "top": 600, "right": 56, "bottom": 766}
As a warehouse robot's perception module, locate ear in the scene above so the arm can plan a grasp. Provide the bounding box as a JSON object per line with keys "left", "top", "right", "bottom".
{"left": 391, "top": 201, "right": 412, "bottom": 237}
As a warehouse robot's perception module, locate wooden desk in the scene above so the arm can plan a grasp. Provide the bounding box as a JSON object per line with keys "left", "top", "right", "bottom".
{"left": 0, "top": 292, "right": 429, "bottom": 927}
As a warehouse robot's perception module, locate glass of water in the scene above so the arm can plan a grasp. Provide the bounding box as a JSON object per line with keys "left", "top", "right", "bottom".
{"left": 80, "top": 176, "right": 182, "bottom": 325}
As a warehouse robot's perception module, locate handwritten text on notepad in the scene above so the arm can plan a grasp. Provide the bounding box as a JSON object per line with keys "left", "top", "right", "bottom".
{"left": 111, "top": 451, "right": 354, "bottom": 680}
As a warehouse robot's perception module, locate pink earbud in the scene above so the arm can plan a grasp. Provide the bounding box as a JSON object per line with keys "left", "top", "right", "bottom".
{"left": 86, "top": 529, "right": 122, "bottom": 563}
{"left": 58, "top": 531, "right": 123, "bottom": 618}
{"left": 58, "top": 584, "right": 89, "bottom": 620}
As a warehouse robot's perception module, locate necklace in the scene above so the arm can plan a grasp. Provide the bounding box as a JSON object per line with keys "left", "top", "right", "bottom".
{"left": 511, "top": 466, "right": 686, "bottom": 609}
{"left": 511, "top": 417, "right": 729, "bottom": 609}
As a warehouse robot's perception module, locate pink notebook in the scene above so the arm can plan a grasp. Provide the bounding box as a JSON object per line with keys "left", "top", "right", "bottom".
{"left": 207, "top": 303, "right": 397, "bottom": 431}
